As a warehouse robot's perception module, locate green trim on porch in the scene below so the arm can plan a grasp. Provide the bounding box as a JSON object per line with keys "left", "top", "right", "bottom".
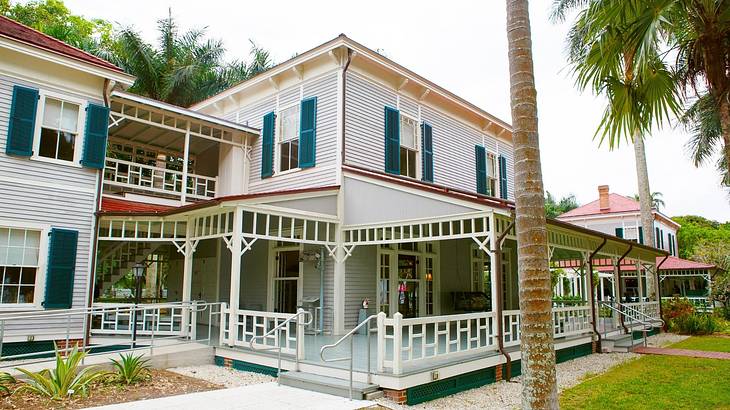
{"left": 214, "top": 356, "right": 281, "bottom": 377}
{"left": 555, "top": 342, "right": 593, "bottom": 363}
{"left": 407, "top": 366, "right": 497, "bottom": 405}
{"left": 632, "top": 327, "right": 660, "bottom": 340}
{"left": 0, "top": 340, "right": 56, "bottom": 360}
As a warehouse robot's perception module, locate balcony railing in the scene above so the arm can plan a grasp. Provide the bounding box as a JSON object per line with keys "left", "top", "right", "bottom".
{"left": 104, "top": 158, "right": 216, "bottom": 200}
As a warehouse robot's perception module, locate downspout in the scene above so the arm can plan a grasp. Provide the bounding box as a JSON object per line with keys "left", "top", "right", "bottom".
{"left": 494, "top": 216, "right": 515, "bottom": 380}
{"left": 656, "top": 255, "right": 670, "bottom": 328}
{"left": 84, "top": 79, "right": 115, "bottom": 345}
{"left": 587, "top": 238, "right": 607, "bottom": 352}
{"left": 616, "top": 244, "right": 633, "bottom": 334}
{"left": 340, "top": 48, "right": 353, "bottom": 170}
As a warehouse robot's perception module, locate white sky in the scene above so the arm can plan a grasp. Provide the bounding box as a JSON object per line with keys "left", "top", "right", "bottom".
{"left": 63, "top": 0, "right": 730, "bottom": 221}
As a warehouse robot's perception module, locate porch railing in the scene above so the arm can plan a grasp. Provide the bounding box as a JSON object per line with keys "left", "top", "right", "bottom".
{"left": 553, "top": 306, "right": 592, "bottom": 338}
{"left": 104, "top": 158, "right": 217, "bottom": 200}
{"left": 661, "top": 296, "right": 714, "bottom": 312}
{"left": 90, "top": 302, "right": 186, "bottom": 336}
{"left": 624, "top": 301, "right": 660, "bottom": 320}
{"left": 223, "top": 308, "right": 302, "bottom": 356}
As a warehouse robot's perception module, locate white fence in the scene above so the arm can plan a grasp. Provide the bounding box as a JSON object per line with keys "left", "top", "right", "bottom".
{"left": 223, "top": 308, "right": 302, "bottom": 356}
{"left": 625, "top": 301, "right": 660, "bottom": 320}
{"left": 553, "top": 306, "right": 592, "bottom": 338}
{"left": 90, "top": 302, "right": 187, "bottom": 336}
{"left": 502, "top": 310, "right": 521, "bottom": 347}
{"left": 104, "top": 158, "right": 217, "bottom": 200}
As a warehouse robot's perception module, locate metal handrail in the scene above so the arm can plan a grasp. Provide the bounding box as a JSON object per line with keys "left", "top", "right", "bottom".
{"left": 320, "top": 315, "right": 378, "bottom": 401}
{"left": 598, "top": 301, "right": 661, "bottom": 347}
{"left": 608, "top": 301, "right": 664, "bottom": 327}
{"left": 249, "top": 309, "right": 312, "bottom": 384}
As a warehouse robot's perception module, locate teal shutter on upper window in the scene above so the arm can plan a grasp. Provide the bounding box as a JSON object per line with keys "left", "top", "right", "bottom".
{"left": 660, "top": 229, "right": 664, "bottom": 249}
{"left": 80, "top": 103, "right": 110, "bottom": 169}
{"left": 261, "top": 112, "right": 275, "bottom": 178}
{"left": 44, "top": 228, "right": 78, "bottom": 309}
{"left": 638, "top": 227, "right": 644, "bottom": 244}
{"left": 6, "top": 85, "right": 39, "bottom": 156}
{"left": 384, "top": 106, "right": 400, "bottom": 174}
{"left": 475, "top": 145, "right": 487, "bottom": 195}
{"left": 615, "top": 228, "right": 624, "bottom": 238}
{"left": 298, "top": 97, "right": 317, "bottom": 168}
{"left": 498, "top": 155, "right": 508, "bottom": 199}
{"left": 421, "top": 123, "right": 433, "bottom": 183}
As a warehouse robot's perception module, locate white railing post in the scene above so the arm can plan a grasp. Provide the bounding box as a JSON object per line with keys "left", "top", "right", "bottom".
{"left": 393, "top": 312, "right": 403, "bottom": 375}
{"left": 190, "top": 302, "right": 198, "bottom": 341}
{"left": 219, "top": 303, "right": 227, "bottom": 346}
{"left": 376, "top": 311, "right": 386, "bottom": 372}
{"left": 296, "top": 308, "right": 305, "bottom": 361}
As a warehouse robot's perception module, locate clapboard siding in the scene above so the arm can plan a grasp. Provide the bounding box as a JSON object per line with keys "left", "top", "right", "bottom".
{"left": 225, "top": 71, "right": 339, "bottom": 193}
{"left": 240, "top": 240, "right": 268, "bottom": 311}
{"left": 0, "top": 74, "right": 99, "bottom": 341}
{"left": 344, "top": 71, "right": 515, "bottom": 201}
{"left": 344, "top": 245, "right": 376, "bottom": 329}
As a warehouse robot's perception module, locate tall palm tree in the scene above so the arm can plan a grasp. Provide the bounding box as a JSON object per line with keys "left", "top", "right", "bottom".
{"left": 625, "top": 0, "right": 730, "bottom": 186}
{"left": 108, "top": 10, "right": 273, "bottom": 107}
{"left": 506, "top": 1, "right": 558, "bottom": 408}
{"left": 551, "top": 2, "right": 683, "bottom": 259}
{"left": 681, "top": 92, "right": 730, "bottom": 186}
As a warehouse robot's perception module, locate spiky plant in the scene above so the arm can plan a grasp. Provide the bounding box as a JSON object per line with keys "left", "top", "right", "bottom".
{"left": 0, "top": 372, "right": 15, "bottom": 395}
{"left": 15, "top": 346, "right": 107, "bottom": 400}
{"left": 110, "top": 353, "right": 150, "bottom": 385}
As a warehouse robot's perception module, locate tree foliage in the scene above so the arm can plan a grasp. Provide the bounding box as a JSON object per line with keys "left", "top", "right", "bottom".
{"left": 631, "top": 191, "right": 665, "bottom": 210}
{"left": 545, "top": 191, "right": 579, "bottom": 218}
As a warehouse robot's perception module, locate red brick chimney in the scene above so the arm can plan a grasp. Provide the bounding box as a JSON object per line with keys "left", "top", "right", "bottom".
{"left": 598, "top": 185, "right": 610, "bottom": 211}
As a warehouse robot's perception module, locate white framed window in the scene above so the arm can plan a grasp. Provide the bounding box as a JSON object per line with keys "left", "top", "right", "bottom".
{"left": 33, "top": 91, "right": 86, "bottom": 166}
{"left": 624, "top": 225, "right": 640, "bottom": 243}
{"left": 0, "top": 224, "right": 46, "bottom": 306}
{"left": 486, "top": 152, "right": 498, "bottom": 196}
{"left": 277, "top": 103, "right": 300, "bottom": 173}
{"left": 399, "top": 114, "right": 420, "bottom": 178}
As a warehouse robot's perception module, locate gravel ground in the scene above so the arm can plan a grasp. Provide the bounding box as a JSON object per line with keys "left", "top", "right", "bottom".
{"left": 168, "top": 364, "right": 275, "bottom": 388}
{"left": 376, "top": 333, "right": 683, "bottom": 410}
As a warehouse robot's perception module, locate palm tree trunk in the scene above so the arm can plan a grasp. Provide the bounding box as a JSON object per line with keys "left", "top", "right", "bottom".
{"left": 633, "top": 130, "right": 655, "bottom": 299}
{"left": 505, "top": 1, "right": 558, "bottom": 408}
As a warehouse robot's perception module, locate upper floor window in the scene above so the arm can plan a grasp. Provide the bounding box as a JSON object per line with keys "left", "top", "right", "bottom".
{"left": 279, "top": 104, "right": 300, "bottom": 172}
{"left": 38, "top": 97, "right": 81, "bottom": 163}
{"left": 399, "top": 115, "right": 419, "bottom": 178}
{"left": 0, "top": 227, "right": 40, "bottom": 305}
{"left": 486, "top": 152, "right": 497, "bottom": 196}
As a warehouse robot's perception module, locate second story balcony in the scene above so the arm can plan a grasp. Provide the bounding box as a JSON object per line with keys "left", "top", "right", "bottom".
{"left": 105, "top": 91, "right": 259, "bottom": 204}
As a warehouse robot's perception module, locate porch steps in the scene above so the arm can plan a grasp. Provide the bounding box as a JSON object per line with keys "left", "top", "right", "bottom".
{"left": 603, "top": 333, "right": 644, "bottom": 353}
{"left": 278, "top": 371, "right": 380, "bottom": 400}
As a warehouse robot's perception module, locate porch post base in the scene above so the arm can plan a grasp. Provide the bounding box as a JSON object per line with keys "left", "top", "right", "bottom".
{"left": 495, "top": 363, "right": 503, "bottom": 382}
{"left": 383, "top": 388, "right": 408, "bottom": 405}
{"left": 223, "top": 357, "right": 233, "bottom": 368}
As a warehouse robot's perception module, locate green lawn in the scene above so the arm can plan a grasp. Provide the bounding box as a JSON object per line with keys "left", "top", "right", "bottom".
{"left": 560, "top": 355, "right": 730, "bottom": 409}
{"left": 669, "top": 336, "right": 730, "bottom": 353}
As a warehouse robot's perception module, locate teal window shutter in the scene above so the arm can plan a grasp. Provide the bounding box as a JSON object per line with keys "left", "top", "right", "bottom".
{"left": 655, "top": 227, "right": 660, "bottom": 248}
{"left": 498, "top": 155, "right": 508, "bottom": 199}
{"left": 421, "top": 123, "right": 433, "bottom": 182}
{"left": 80, "top": 103, "right": 110, "bottom": 169}
{"left": 660, "top": 229, "right": 664, "bottom": 249}
{"left": 615, "top": 227, "right": 624, "bottom": 238}
{"left": 261, "top": 112, "right": 275, "bottom": 178}
{"left": 384, "top": 106, "right": 400, "bottom": 174}
{"left": 44, "top": 228, "right": 78, "bottom": 309}
{"left": 475, "top": 145, "right": 487, "bottom": 194}
{"left": 638, "top": 227, "right": 644, "bottom": 244}
{"left": 6, "top": 85, "right": 39, "bottom": 156}
{"left": 298, "top": 97, "right": 317, "bottom": 168}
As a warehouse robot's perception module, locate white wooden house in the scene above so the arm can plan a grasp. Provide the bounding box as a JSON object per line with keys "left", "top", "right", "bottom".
{"left": 558, "top": 185, "right": 716, "bottom": 311}
{"left": 0, "top": 21, "right": 668, "bottom": 403}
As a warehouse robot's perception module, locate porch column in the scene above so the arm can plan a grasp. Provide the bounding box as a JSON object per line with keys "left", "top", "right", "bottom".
{"left": 612, "top": 257, "right": 620, "bottom": 327}
{"left": 180, "top": 123, "right": 191, "bottom": 205}
{"left": 636, "top": 261, "right": 644, "bottom": 302}
{"left": 599, "top": 276, "right": 605, "bottom": 301}
{"left": 332, "top": 238, "right": 346, "bottom": 335}
{"left": 228, "top": 207, "right": 243, "bottom": 346}
{"left": 182, "top": 220, "right": 195, "bottom": 337}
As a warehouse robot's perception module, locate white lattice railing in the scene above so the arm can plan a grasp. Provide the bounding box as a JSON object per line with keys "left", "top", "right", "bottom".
{"left": 223, "top": 308, "right": 300, "bottom": 356}
{"left": 379, "top": 311, "right": 497, "bottom": 374}
{"left": 502, "top": 310, "right": 521, "bottom": 347}
{"left": 553, "top": 306, "right": 592, "bottom": 338}
{"left": 625, "top": 301, "right": 660, "bottom": 320}
{"left": 90, "top": 302, "right": 188, "bottom": 336}
{"left": 104, "top": 158, "right": 216, "bottom": 200}
{"left": 662, "top": 296, "right": 713, "bottom": 312}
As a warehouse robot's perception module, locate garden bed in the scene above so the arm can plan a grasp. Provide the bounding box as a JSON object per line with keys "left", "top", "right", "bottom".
{"left": 0, "top": 369, "right": 221, "bottom": 410}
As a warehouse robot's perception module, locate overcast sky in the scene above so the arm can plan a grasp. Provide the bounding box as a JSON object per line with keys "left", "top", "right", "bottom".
{"left": 63, "top": 0, "right": 730, "bottom": 221}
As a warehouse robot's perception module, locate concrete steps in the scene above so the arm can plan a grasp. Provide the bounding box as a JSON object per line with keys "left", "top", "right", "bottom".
{"left": 279, "top": 371, "right": 380, "bottom": 400}
{"left": 603, "top": 333, "right": 646, "bottom": 353}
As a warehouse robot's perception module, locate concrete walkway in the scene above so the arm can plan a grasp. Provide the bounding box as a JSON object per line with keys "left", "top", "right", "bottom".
{"left": 85, "top": 382, "right": 376, "bottom": 410}
{"left": 634, "top": 346, "right": 730, "bottom": 360}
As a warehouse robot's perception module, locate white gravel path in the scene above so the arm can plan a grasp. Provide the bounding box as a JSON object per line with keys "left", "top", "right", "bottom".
{"left": 167, "top": 364, "right": 275, "bottom": 388}
{"left": 376, "top": 333, "right": 685, "bottom": 409}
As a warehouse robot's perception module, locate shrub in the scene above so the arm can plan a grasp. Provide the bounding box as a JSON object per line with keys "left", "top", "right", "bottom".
{"left": 110, "top": 353, "right": 150, "bottom": 385}
{"left": 15, "top": 345, "right": 107, "bottom": 400}
{"left": 0, "top": 372, "right": 15, "bottom": 395}
{"left": 669, "top": 313, "right": 718, "bottom": 335}
{"left": 662, "top": 297, "right": 695, "bottom": 323}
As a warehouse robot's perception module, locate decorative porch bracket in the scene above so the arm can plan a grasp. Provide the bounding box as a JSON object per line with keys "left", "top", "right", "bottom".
{"left": 471, "top": 234, "right": 493, "bottom": 257}
{"left": 223, "top": 235, "right": 258, "bottom": 256}
{"left": 173, "top": 239, "right": 199, "bottom": 257}
{"left": 325, "top": 244, "right": 356, "bottom": 264}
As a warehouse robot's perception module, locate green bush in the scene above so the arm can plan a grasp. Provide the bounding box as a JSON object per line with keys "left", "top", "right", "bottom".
{"left": 0, "top": 372, "right": 15, "bottom": 395}
{"left": 669, "top": 313, "right": 719, "bottom": 335}
{"left": 662, "top": 297, "right": 696, "bottom": 323}
{"left": 15, "top": 345, "right": 107, "bottom": 400}
{"left": 110, "top": 353, "right": 150, "bottom": 385}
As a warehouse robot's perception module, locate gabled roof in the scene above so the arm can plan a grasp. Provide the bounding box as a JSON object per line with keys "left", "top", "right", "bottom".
{"left": 559, "top": 193, "right": 639, "bottom": 218}
{"left": 0, "top": 15, "right": 133, "bottom": 83}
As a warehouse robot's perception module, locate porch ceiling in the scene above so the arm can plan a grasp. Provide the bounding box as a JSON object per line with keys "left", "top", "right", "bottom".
{"left": 109, "top": 122, "right": 216, "bottom": 156}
